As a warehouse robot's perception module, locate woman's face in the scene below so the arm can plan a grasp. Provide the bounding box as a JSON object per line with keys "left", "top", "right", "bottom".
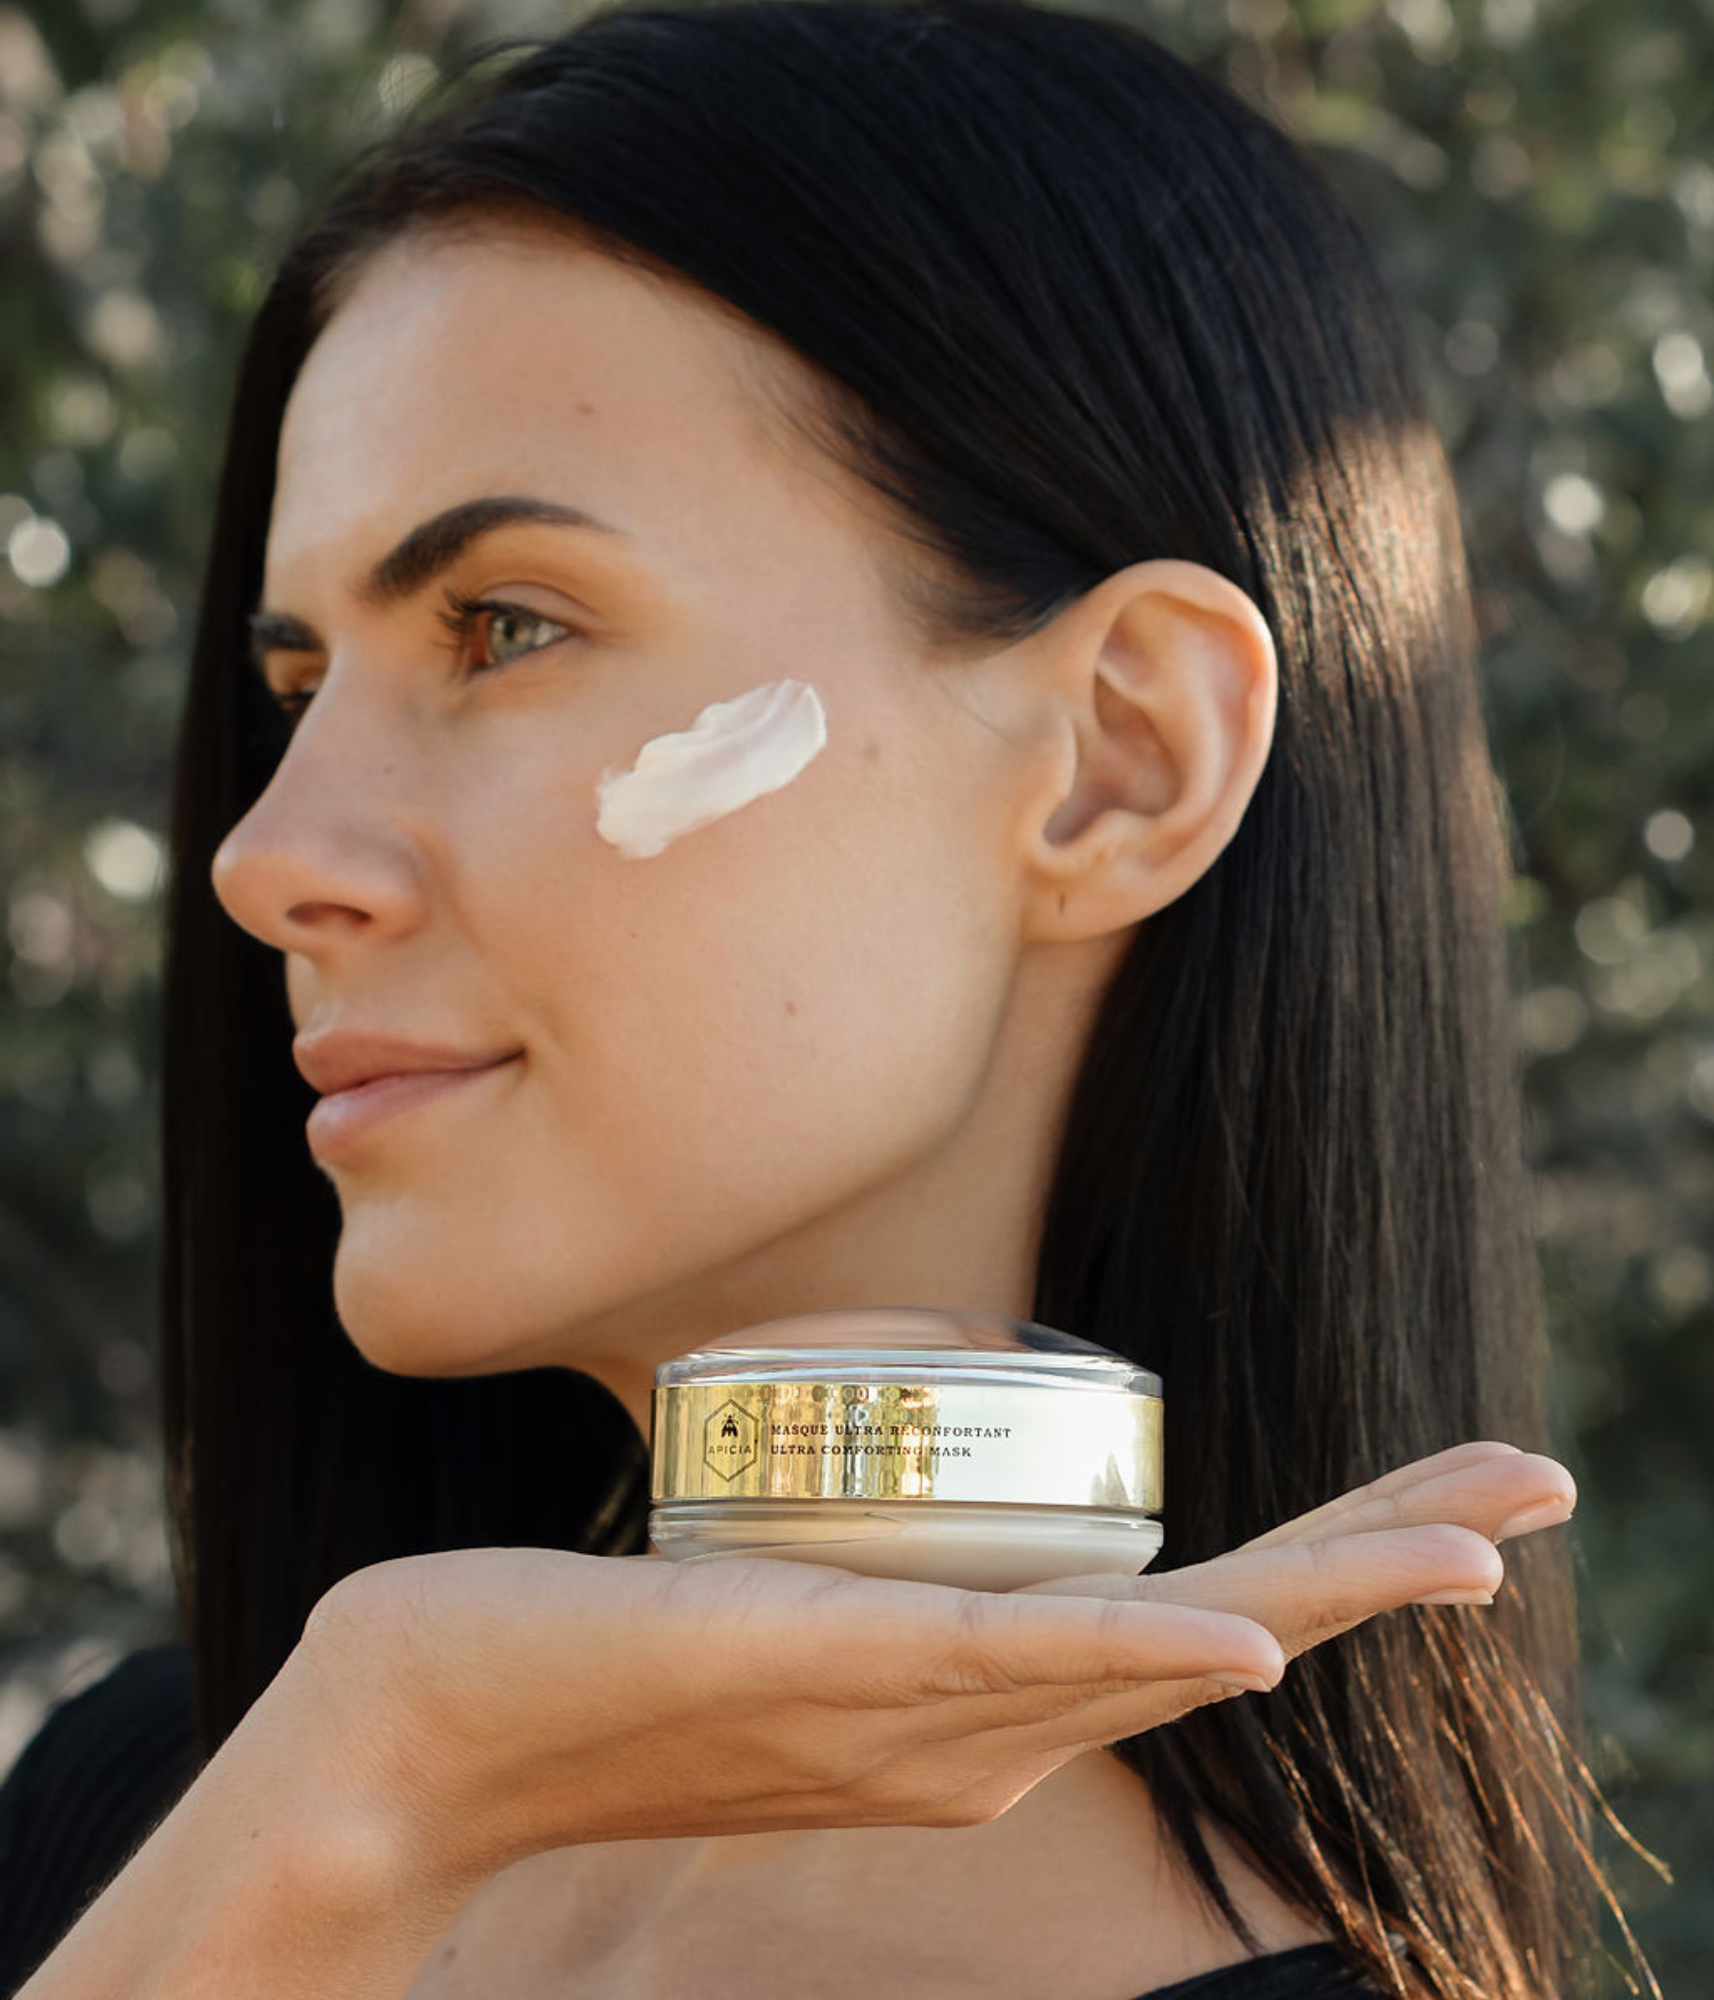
{"left": 208, "top": 220, "right": 1125, "bottom": 1427}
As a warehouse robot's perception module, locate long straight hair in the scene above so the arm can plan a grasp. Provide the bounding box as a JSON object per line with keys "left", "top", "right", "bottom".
{"left": 158, "top": 4, "right": 1649, "bottom": 1994}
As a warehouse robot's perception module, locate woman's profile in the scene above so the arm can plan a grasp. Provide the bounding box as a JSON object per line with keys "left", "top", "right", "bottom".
{"left": 0, "top": 1, "right": 1649, "bottom": 1995}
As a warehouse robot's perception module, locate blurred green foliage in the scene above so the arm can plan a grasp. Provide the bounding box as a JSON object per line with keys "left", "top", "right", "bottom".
{"left": 0, "top": 0, "right": 1707, "bottom": 1989}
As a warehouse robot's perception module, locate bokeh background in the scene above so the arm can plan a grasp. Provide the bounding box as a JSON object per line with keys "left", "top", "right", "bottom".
{"left": 1, "top": 0, "right": 1707, "bottom": 1990}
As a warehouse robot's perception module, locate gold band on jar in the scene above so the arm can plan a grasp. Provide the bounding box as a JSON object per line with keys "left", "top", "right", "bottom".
{"left": 650, "top": 1377, "right": 1163, "bottom": 1512}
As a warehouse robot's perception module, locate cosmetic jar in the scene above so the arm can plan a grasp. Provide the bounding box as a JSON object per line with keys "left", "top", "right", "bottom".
{"left": 647, "top": 1306, "right": 1163, "bottom": 1590}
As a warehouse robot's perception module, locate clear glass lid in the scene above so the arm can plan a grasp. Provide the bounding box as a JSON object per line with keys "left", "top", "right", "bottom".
{"left": 654, "top": 1305, "right": 1162, "bottom": 1399}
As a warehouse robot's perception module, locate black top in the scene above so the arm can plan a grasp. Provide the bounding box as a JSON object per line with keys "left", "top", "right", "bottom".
{"left": 0, "top": 1646, "right": 1382, "bottom": 1998}
{"left": 0, "top": 1644, "right": 202, "bottom": 1996}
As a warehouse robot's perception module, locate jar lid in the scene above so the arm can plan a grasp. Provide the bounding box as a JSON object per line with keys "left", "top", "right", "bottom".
{"left": 650, "top": 1307, "right": 1162, "bottom": 1513}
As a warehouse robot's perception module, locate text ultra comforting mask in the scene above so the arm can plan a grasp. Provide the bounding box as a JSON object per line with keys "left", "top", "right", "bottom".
{"left": 648, "top": 1307, "right": 1163, "bottom": 1590}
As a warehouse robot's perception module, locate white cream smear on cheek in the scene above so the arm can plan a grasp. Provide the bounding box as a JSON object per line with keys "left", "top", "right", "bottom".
{"left": 593, "top": 677, "right": 829, "bottom": 859}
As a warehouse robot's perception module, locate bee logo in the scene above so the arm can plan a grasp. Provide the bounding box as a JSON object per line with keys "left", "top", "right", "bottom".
{"left": 703, "top": 1398, "right": 758, "bottom": 1480}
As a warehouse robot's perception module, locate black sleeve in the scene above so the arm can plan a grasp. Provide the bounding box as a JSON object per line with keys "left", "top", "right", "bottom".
{"left": 0, "top": 1643, "right": 199, "bottom": 1997}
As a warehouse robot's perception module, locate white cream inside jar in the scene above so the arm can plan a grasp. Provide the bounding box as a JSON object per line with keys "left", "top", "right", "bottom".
{"left": 648, "top": 1307, "right": 1163, "bottom": 1590}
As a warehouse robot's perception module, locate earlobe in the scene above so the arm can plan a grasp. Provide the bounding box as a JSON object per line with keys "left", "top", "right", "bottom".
{"left": 1020, "top": 558, "right": 1278, "bottom": 945}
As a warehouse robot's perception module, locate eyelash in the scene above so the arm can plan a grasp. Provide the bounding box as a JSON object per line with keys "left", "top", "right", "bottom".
{"left": 263, "top": 588, "right": 579, "bottom": 720}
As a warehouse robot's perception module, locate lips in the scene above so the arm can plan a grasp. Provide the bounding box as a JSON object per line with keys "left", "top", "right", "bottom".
{"left": 294, "top": 1029, "right": 521, "bottom": 1098}
{"left": 303, "top": 1050, "right": 520, "bottom": 1161}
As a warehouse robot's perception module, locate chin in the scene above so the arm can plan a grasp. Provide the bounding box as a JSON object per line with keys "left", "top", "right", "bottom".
{"left": 330, "top": 1247, "right": 515, "bottom": 1379}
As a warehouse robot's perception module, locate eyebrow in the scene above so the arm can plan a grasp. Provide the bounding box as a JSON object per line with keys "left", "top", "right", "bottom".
{"left": 246, "top": 495, "right": 627, "bottom": 673}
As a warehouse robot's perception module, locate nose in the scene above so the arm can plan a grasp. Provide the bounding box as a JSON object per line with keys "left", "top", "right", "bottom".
{"left": 209, "top": 687, "right": 429, "bottom": 959}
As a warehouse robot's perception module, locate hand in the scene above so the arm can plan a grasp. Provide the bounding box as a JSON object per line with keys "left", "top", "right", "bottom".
{"left": 294, "top": 1438, "right": 1572, "bottom": 1901}
{"left": 1008, "top": 1436, "right": 1576, "bottom": 1730}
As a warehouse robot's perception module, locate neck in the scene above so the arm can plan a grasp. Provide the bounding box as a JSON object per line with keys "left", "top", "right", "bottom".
{"left": 462, "top": 1746, "right": 1334, "bottom": 1998}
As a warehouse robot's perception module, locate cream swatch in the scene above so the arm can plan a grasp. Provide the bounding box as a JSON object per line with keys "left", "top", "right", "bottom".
{"left": 594, "top": 678, "right": 828, "bottom": 859}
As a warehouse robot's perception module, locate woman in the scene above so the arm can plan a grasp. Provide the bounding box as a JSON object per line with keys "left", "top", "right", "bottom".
{"left": 0, "top": 1, "right": 1640, "bottom": 1994}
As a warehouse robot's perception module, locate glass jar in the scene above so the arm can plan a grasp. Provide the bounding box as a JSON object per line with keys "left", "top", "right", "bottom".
{"left": 647, "top": 1306, "right": 1163, "bottom": 1590}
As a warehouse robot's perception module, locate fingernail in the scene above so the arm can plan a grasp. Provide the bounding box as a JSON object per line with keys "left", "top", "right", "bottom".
{"left": 1208, "top": 1670, "right": 1277, "bottom": 1692}
{"left": 1413, "top": 1587, "right": 1496, "bottom": 1605}
{"left": 1493, "top": 1498, "right": 1574, "bottom": 1544}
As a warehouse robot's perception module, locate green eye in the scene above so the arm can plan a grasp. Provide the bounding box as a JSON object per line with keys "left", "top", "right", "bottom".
{"left": 435, "top": 589, "right": 581, "bottom": 672}
{"left": 260, "top": 592, "right": 582, "bottom": 733}
{"left": 484, "top": 606, "right": 557, "bottom": 662}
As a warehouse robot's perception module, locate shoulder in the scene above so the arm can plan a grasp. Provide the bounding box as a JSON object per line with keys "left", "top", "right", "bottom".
{"left": 0, "top": 1642, "right": 197, "bottom": 1992}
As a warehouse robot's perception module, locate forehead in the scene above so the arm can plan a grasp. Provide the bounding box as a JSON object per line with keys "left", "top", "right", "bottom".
{"left": 266, "top": 221, "right": 835, "bottom": 590}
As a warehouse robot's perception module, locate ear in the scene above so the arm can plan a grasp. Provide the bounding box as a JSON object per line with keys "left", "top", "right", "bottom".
{"left": 1012, "top": 559, "right": 1278, "bottom": 945}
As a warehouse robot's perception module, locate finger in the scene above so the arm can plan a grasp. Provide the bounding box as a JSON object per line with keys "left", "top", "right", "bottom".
{"left": 894, "top": 1589, "right": 1287, "bottom": 1701}
{"left": 975, "top": 1519, "right": 1516, "bottom": 1765}
{"left": 647, "top": 1556, "right": 1289, "bottom": 1710}
{"left": 1223, "top": 1441, "right": 1527, "bottom": 1553}
{"left": 1011, "top": 1447, "right": 1573, "bottom": 1607}
{"left": 1241, "top": 1452, "right": 1574, "bottom": 1555}
{"left": 1015, "top": 1521, "right": 1505, "bottom": 1647}
{"left": 1143, "top": 1523, "right": 1504, "bottom": 1660}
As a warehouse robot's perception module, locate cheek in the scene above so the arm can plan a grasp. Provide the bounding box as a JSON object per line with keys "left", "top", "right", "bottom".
{"left": 483, "top": 708, "right": 1006, "bottom": 1200}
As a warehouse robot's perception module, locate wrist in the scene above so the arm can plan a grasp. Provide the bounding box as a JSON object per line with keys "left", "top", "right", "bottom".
{"left": 273, "top": 1621, "right": 500, "bottom": 1915}
{"left": 15, "top": 1637, "right": 493, "bottom": 2000}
